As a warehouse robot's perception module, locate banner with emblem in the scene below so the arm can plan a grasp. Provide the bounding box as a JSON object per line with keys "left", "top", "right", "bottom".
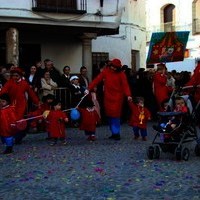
{"left": 146, "top": 31, "right": 189, "bottom": 64}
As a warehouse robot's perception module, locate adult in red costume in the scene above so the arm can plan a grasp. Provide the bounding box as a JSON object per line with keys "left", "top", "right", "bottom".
{"left": 185, "top": 60, "right": 200, "bottom": 132}
{"left": 153, "top": 63, "right": 172, "bottom": 111}
{"left": 186, "top": 60, "right": 200, "bottom": 104}
{"left": 0, "top": 67, "right": 40, "bottom": 144}
{"left": 85, "top": 58, "right": 132, "bottom": 140}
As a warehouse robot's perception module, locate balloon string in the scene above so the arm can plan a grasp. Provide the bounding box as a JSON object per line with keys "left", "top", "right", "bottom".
{"left": 15, "top": 94, "right": 88, "bottom": 123}
{"left": 62, "top": 93, "right": 88, "bottom": 112}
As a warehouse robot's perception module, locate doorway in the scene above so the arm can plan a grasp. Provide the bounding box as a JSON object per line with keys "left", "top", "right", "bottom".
{"left": 19, "top": 44, "right": 41, "bottom": 73}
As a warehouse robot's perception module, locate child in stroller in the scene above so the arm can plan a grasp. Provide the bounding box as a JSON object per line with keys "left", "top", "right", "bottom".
{"left": 156, "top": 96, "right": 189, "bottom": 135}
{"left": 148, "top": 93, "right": 198, "bottom": 161}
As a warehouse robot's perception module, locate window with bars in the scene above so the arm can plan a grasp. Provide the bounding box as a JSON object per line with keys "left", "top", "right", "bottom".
{"left": 92, "top": 52, "right": 109, "bottom": 78}
{"left": 32, "top": 0, "right": 87, "bottom": 14}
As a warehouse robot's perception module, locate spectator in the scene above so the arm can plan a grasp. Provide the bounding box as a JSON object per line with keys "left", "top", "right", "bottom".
{"left": 78, "top": 66, "right": 89, "bottom": 92}
{"left": 25, "top": 65, "right": 41, "bottom": 94}
{"left": 60, "top": 66, "right": 71, "bottom": 88}
{"left": 41, "top": 71, "right": 58, "bottom": 98}
{"left": 44, "top": 59, "right": 61, "bottom": 86}
{"left": 60, "top": 65, "right": 72, "bottom": 109}
{"left": 69, "top": 75, "right": 84, "bottom": 108}
{"left": 153, "top": 63, "right": 172, "bottom": 111}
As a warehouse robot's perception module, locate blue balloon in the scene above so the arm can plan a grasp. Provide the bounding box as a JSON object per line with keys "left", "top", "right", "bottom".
{"left": 70, "top": 109, "right": 80, "bottom": 121}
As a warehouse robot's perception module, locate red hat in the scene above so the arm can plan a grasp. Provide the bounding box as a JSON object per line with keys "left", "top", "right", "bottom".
{"left": 10, "top": 67, "right": 23, "bottom": 76}
{"left": 111, "top": 58, "right": 122, "bottom": 68}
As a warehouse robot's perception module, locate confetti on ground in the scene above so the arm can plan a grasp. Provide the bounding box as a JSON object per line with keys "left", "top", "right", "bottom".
{"left": 0, "top": 123, "right": 199, "bottom": 199}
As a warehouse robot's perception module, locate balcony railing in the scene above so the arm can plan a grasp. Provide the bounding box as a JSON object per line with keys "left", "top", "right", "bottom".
{"left": 32, "top": 0, "right": 87, "bottom": 14}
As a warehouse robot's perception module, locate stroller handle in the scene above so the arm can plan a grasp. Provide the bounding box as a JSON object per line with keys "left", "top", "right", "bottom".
{"left": 181, "top": 85, "right": 200, "bottom": 90}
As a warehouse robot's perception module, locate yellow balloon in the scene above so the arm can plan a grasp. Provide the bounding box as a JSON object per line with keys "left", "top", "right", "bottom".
{"left": 43, "top": 110, "right": 50, "bottom": 118}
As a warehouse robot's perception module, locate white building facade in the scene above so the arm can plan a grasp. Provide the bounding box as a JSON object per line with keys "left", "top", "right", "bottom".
{"left": 146, "top": 0, "right": 200, "bottom": 72}
{"left": 0, "top": 0, "right": 128, "bottom": 78}
{"left": 92, "top": 0, "right": 146, "bottom": 71}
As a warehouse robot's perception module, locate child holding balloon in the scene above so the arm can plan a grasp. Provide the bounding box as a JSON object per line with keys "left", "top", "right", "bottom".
{"left": 77, "top": 95, "right": 100, "bottom": 141}
{"left": 46, "top": 99, "right": 69, "bottom": 145}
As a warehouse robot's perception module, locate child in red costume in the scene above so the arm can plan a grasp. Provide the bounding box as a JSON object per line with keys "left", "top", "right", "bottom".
{"left": 0, "top": 67, "right": 40, "bottom": 144}
{"left": 0, "top": 94, "right": 17, "bottom": 154}
{"left": 78, "top": 95, "right": 100, "bottom": 141}
{"left": 128, "top": 97, "right": 151, "bottom": 141}
{"left": 153, "top": 63, "right": 172, "bottom": 111}
{"left": 46, "top": 99, "right": 69, "bottom": 145}
{"left": 28, "top": 94, "right": 55, "bottom": 136}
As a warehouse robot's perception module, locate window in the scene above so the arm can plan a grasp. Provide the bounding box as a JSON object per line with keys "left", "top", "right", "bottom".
{"left": 92, "top": 52, "right": 109, "bottom": 78}
{"left": 163, "top": 4, "right": 175, "bottom": 32}
{"left": 131, "top": 50, "right": 139, "bottom": 72}
{"left": 192, "top": 0, "right": 200, "bottom": 34}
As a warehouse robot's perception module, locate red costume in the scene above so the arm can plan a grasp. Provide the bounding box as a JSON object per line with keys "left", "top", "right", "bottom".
{"left": 186, "top": 62, "right": 200, "bottom": 103}
{"left": 28, "top": 102, "right": 52, "bottom": 130}
{"left": 46, "top": 110, "right": 68, "bottom": 138}
{"left": 78, "top": 107, "right": 100, "bottom": 132}
{"left": 153, "top": 72, "right": 171, "bottom": 110}
{"left": 128, "top": 102, "right": 151, "bottom": 129}
{"left": 0, "top": 79, "right": 39, "bottom": 120}
{"left": 0, "top": 105, "right": 17, "bottom": 137}
{"left": 88, "top": 67, "right": 131, "bottom": 118}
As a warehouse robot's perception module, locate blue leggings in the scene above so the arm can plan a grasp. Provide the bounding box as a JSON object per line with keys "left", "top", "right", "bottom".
{"left": 1, "top": 136, "right": 14, "bottom": 147}
{"left": 132, "top": 126, "right": 147, "bottom": 137}
{"left": 108, "top": 117, "right": 120, "bottom": 135}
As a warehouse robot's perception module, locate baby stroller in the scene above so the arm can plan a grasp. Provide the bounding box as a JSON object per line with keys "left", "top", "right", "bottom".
{"left": 147, "top": 86, "right": 200, "bottom": 161}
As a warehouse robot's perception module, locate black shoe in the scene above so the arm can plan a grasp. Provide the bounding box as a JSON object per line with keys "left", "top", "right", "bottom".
{"left": 3, "top": 147, "right": 13, "bottom": 154}
{"left": 114, "top": 134, "right": 121, "bottom": 140}
{"left": 109, "top": 134, "right": 121, "bottom": 140}
{"left": 109, "top": 135, "right": 116, "bottom": 139}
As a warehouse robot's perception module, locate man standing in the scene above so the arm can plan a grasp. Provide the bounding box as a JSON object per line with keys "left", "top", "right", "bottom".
{"left": 85, "top": 58, "right": 132, "bottom": 140}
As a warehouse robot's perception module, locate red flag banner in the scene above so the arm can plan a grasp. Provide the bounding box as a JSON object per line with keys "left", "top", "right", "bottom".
{"left": 146, "top": 31, "right": 189, "bottom": 64}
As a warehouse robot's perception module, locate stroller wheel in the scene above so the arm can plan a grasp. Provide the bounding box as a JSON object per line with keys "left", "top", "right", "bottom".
{"left": 195, "top": 144, "right": 200, "bottom": 156}
{"left": 154, "top": 145, "right": 160, "bottom": 159}
{"left": 182, "top": 148, "right": 190, "bottom": 161}
{"left": 147, "top": 146, "right": 154, "bottom": 160}
{"left": 175, "top": 146, "right": 182, "bottom": 161}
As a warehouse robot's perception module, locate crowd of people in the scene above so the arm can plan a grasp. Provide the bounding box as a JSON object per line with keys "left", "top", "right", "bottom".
{"left": 0, "top": 57, "right": 199, "bottom": 154}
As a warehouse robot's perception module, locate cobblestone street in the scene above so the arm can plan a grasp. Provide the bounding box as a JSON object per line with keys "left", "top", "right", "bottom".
{"left": 0, "top": 123, "right": 200, "bottom": 200}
